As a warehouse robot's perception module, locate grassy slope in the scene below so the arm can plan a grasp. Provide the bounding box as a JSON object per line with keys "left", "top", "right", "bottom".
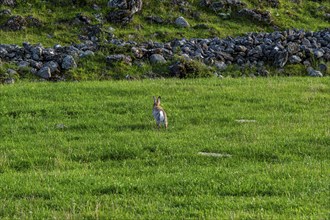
{"left": 0, "top": 78, "right": 329, "bottom": 218}
{"left": 0, "top": 0, "right": 329, "bottom": 218}
{"left": 0, "top": 0, "right": 329, "bottom": 79}
{"left": 0, "top": 0, "right": 329, "bottom": 45}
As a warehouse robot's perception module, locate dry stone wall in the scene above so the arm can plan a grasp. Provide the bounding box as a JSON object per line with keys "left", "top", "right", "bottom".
{"left": 1, "top": 28, "right": 329, "bottom": 82}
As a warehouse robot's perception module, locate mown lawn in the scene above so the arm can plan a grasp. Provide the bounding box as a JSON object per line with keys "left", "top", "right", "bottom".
{"left": 0, "top": 77, "right": 329, "bottom": 219}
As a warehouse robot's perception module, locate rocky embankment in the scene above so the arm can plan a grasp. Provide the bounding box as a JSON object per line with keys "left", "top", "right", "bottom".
{"left": 127, "top": 28, "right": 329, "bottom": 77}
{"left": 0, "top": 41, "right": 97, "bottom": 82}
{"left": 1, "top": 28, "right": 329, "bottom": 82}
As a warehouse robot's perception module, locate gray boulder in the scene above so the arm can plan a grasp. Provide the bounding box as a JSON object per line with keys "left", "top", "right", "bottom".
{"left": 313, "top": 50, "right": 323, "bottom": 59}
{"left": 214, "top": 61, "right": 227, "bottom": 71}
{"left": 131, "top": 47, "right": 144, "bottom": 58}
{"left": 4, "top": 78, "right": 15, "bottom": 84}
{"left": 31, "top": 46, "right": 43, "bottom": 61}
{"left": 36, "top": 67, "right": 51, "bottom": 79}
{"left": 149, "top": 54, "right": 166, "bottom": 64}
{"left": 0, "top": 46, "right": 8, "bottom": 58}
{"left": 62, "top": 55, "right": 77, "bottom": 70}
{"left": 289, "top": 55, "right": 302, "bottom": 64}
{"left": 175, "top": 16, "right": 190, "bottom": 27}
{"left": 319, "top": 63, "right": 327, "bottom": 73}
{"left": 108, "top": 0, "right": 128, "bottom": 9}
{"left": 107, "top": 0, "right": 142, "bottom": 24}
{"left": 42, "top": 48, "right": 56, "bottom": 61}
{"left": 18, "top": 60, "right": 30, "bottom": 68}
{"left": 106, "top": 54, "right": 132, "bottom": 65}
{"left": 30, "top": 60, "right": 43, "bottom": 69}
{"left": 43, "top": 61, "right": 59, "bottom": 73}
{"left": 79, "top": 50, "right": 95, "bottom": 58}
{"left": 128, "top": 0, "right": 142, "bottom": 14}
{"left": 30, "top": 68, "right": 37, "bottom": 75}
{"left": 307, "top": 67, "right": 323, "bottom": 77}
{"left": 108, "top": 0, "right": 142, "bottom": 14}
{"left": 7, "top": 68, "right": 17, "bottom": 76}
{"left": 286, "top": 42, "right": 299, "bottom": 54}
{"left": 273, "top": 51, "right": 288, "bottom": 68}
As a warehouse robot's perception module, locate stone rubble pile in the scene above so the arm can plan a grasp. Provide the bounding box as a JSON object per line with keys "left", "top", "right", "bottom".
{"left": 1, "top": 28, "right": 329, "bottom": 82}
{"left": 107, "top": 0, "right": 143, "bottom": 24}
{"left": 201, "top": 0, "right": 246, "bottom": 11}
{"left": 0, "top": 14, "right": 43, "bottom": 31}
{"left": 0, "top": 41, "right": 97, "bottom": 80}
{"left": 237, "top": 8, "right": 272, "bottom": 24}
{"left": 0, "top": 0, "right": 16, "bottom": 6}
{"left": 107, "top": 28, "right": 329, "bottom": 72}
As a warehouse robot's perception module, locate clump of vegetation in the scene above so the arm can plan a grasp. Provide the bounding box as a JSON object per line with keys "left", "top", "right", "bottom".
{"left": 169, "top": 58, "right": 214, "bottom": 78}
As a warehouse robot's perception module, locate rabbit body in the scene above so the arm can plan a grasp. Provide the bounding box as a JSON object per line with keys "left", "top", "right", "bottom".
{"left": 153, "top": 96, "right": 168, "bottom": 129}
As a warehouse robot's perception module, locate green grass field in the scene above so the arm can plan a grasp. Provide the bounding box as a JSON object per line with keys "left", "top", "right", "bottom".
{"left": 0, "top": 77, "right": 329, "bottom": 219}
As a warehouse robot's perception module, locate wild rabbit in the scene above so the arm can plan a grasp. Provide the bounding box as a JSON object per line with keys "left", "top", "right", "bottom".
{"left": 152, "top": 96, "right": 168, "bottom": 129}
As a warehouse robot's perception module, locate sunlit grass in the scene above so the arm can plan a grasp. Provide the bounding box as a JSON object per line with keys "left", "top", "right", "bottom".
{"left": 0, "top": 77, "right": 329, "bottom": 219}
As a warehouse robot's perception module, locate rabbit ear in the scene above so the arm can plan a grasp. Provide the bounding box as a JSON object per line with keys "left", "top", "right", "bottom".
{"left": 153, "top": 96, "right": 157, "bottom": 103}
{"left": 157, "top": 96, "right": 161, "bottom": 104}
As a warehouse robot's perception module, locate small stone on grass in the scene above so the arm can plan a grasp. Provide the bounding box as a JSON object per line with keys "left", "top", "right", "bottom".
{"left": 235, "top": 119, "right": 256, "bottom": 123}
{"left": 198, "top": 152, "right": 232, "bottom": 158}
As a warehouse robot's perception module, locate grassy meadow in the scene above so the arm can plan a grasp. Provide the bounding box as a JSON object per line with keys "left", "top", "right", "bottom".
{"left": 0, "top": 77, "right": 329, "bottom": 219}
